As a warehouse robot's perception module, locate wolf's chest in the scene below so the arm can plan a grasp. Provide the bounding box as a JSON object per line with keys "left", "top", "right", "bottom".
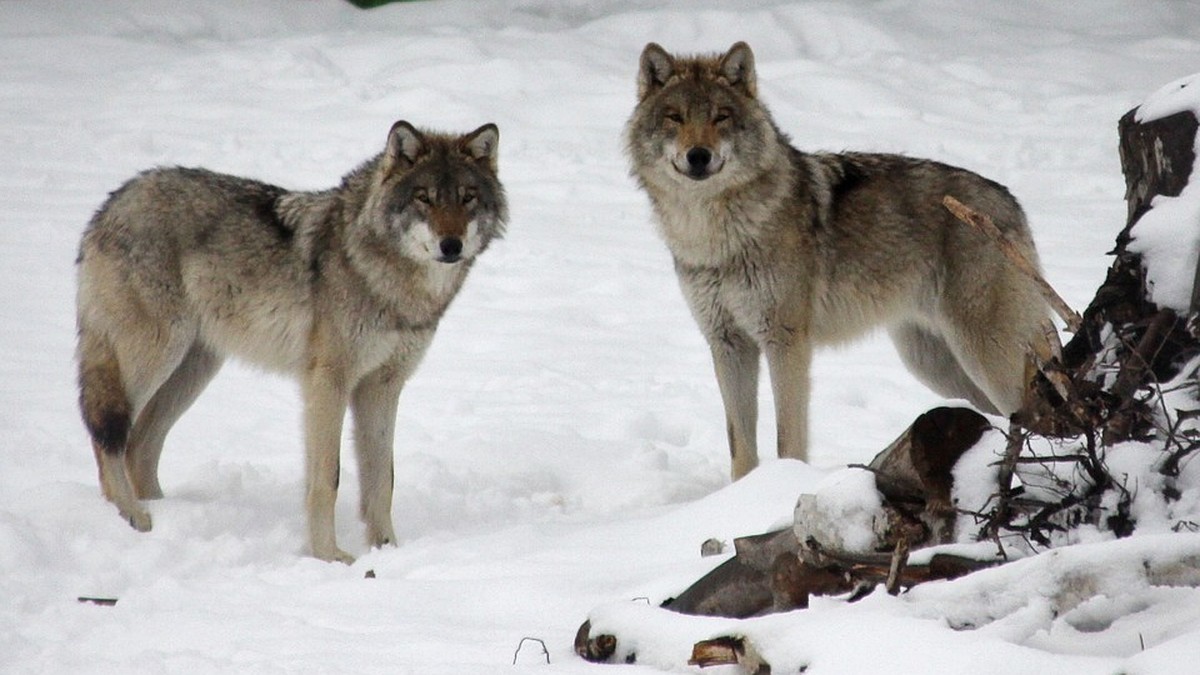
{"left": 677, "top": 256, "right": 797, "bottom": 338}
{"left": 655, "top": 203, "right": 742, "bottom": 268}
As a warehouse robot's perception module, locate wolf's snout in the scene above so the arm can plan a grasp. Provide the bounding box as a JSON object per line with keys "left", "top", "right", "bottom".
{"left": 438, "top": 236, "right": 463, "bottom": 263}
{"left": 680, "top": 146, "right": 723, "bottom": 180}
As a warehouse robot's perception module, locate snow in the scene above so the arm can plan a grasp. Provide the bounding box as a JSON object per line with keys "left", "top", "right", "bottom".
{"left": 3, "top": 0, "right": 1200, "bottom": 673}
{"left": 1136, "top": 72, "right": 1200, "bottom": 124}
{"left": 589, "top": 535, "right": 1200, "bottom": 673}
{"left": 1126, "top": 183, "right": 1200, "bottom": 312}
{"left": 794, "top": 468, "right": 885, "bottom": 554}
{"left": 1127, "top": 60, "right": 1200, "bottom": 313}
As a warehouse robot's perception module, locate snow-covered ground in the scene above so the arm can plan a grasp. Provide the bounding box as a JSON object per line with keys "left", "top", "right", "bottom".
{"left": 3, "top": 1, "right": 1200, "bottom": 672}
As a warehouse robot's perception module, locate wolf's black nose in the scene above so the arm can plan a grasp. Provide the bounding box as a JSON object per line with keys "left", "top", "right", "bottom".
{"left": 439, "top": 237, "right": 463, "bottom": 260}
{"left": 686, "top": 147, "right": 712, "bottom": 170}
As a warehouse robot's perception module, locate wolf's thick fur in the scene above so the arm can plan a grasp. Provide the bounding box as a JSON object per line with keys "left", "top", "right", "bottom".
{"left": 626, "top": 42, "right": 1048, "bottom": 479}
{"left": 76, "top": 121, "right": 506, "bottom": 562}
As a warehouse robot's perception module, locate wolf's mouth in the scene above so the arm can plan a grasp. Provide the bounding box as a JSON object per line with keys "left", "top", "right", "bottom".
{"left": 677, "top": 164, "right": 724, "bottom": 181}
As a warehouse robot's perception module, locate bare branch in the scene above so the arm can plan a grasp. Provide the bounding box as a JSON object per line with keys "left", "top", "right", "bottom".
{"left": 943, "top": 195, "right": 1082, "bottom": 332}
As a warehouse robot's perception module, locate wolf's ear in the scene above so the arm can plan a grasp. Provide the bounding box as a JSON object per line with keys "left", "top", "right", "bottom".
{"left": 638, "top": 42, "right": 675, "bottom": 99}
{"left": 461, "top": 123, "right": 499, "bottom": 172}
{"left": 718, "top": 42, "right": 757, "bottom": 98}
{"left": 383, "top": 121, "right": 426, "bottom": 175}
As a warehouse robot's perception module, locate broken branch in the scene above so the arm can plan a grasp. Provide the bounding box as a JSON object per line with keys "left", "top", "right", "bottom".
{"left": 943, "top": 195, "right": 1082, "bottom": 332}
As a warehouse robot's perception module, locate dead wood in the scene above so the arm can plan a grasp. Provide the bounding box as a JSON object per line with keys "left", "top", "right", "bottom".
{"left": 689, "top": 637, "right": 743, "bottom": 668}
{"left": 1064, "top": 108, "right": 1198, "bottom": 379}
{"left": 866, "top": 406, "right": 989, "bottom": 521}
{"left": 800, "top": 539, "right": 1001, "bottom": 588}
{"left": 512, "top": 637, "right": 550, "bottom": 665}
{"left": 885, "top": 538, "right": 909, "bottom": 595}
{"left": 690, "top": 636, "right": 771, "bottom": 674}
{"left": 77, "top": 596, "right": 118, "bottom": 607}
{"left": 1111, "top": 308, "right": 1179, "bottom": 402}
{"left": 659, "top": 552, "right": 776, "bottom": 618}
{"left": 574, "top": 620, "right": 618, "bottom": 663}
{"left": 663, "top": 408, "right": 993, "bottom": 619}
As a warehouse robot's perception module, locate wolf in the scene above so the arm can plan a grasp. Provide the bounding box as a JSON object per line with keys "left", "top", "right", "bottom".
{"left": 76, "top": 120, "right": 506, "bottom": 563}
{"left": 625, "top": 42, "right": 1049, "bottom": 480}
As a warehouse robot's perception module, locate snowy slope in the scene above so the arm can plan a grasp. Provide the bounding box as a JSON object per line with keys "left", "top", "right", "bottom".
{"left": 3, "top": 1, "right": 1200, "bottom": 672}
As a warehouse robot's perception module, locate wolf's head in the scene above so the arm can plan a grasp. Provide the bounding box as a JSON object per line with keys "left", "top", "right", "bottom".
{"left": 626, "top": 42, "right": 781, "bottom": 191}
{"left": 372, "top": 121, "right": 507, "bottom": 265}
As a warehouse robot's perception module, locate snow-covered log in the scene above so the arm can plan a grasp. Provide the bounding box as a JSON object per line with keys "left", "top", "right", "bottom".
{"left": 578, "top": 534, "right": 1200, "bottom": 673}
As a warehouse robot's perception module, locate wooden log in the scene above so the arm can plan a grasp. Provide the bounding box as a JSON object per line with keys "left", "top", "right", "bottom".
{"left": 659, "top": 554, "right": 775, "bottom": 618}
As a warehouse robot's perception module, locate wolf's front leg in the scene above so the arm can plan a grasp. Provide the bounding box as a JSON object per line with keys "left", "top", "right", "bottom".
{"left": 351, "top": 362, "right": 406, "bottom": 549}
{"left": 765, "top": 337, "right": 812, "bottom": 464}
{"left": 303, "top": 363, "right": 353, "bottom": 564}
{"left": 709, "top": 332, "right": 761, "bottom": 480}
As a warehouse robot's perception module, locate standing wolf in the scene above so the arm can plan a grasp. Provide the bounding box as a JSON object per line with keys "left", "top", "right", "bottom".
{"left": 76, "top": 121, "right": 506, "bottom": 562}
{"left": 626, "top": 42, "right": 1048, "bottom": 479}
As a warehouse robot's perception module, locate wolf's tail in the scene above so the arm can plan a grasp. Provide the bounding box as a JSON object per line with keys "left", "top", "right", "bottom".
{"left": 77, "top": 329, "right": 130, "bottom": 457}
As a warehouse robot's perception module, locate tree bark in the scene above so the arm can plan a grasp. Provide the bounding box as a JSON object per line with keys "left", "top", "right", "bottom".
{"left": 1063, "top": 108, "right": 1198, "bottom": 377}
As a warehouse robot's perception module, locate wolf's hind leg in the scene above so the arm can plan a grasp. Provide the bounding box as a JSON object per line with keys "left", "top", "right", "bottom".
{"left": 943, "top": 317, "right": 1034, "bottom": 418}
{"left": 127, "top": 343, "right": 223, "bottom": 499}
{"left": 888, "top": 322, "right": 1001, "bottom": 415}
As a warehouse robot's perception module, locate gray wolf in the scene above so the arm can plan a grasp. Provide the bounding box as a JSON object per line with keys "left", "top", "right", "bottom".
{"left": 76, "top": 121, "right": 506, "bottom": 562}
{"left": 625, "top": 42, "right": 1048, "bottom": 479}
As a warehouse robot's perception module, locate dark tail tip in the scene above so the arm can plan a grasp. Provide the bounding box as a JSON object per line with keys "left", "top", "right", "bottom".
{"left": 85, "top": 407, "right": 130, "bottom": 456}
{"left": 78, "top": 350, "right": 131, "bottom": 456}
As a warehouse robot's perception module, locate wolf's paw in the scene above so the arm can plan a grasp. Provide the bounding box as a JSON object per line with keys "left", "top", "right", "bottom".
{"left": 123, "top": 507, "right": 152, "bottom": 532}
{"left": 314, "top": 546, "right": 356, "bottom": 565}
{"left": 367, "top": 529, "right": 398, "bottom": 549}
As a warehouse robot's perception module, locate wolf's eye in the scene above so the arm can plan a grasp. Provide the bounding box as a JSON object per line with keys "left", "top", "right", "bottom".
{"left": 462, "top": 189, "right": 477, "bottom": 206}
{"left": 414, "top": 189, "right": 431, "bottom": 205}
{"left": 714, "top": 108, "right": 733, "bottom": 124}
{"left": 664, "top": 110, "right": 684, "bottom": 124}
